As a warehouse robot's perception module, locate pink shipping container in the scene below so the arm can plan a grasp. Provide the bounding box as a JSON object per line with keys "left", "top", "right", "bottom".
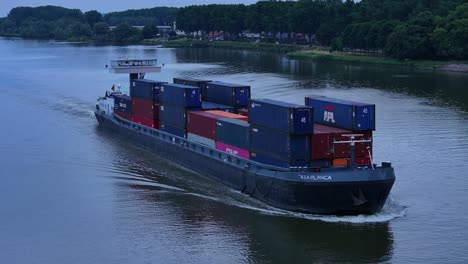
{"left": 215, "top": 141, "right": 250, "bottom": 159}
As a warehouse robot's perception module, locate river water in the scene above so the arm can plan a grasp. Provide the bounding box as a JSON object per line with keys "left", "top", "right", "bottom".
{"left": 0, "top": 38, "right": 467, "bottom": 263}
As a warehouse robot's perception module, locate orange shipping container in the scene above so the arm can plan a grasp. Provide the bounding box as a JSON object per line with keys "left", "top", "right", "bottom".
{"left": 332, "top": 158, "right": 348, "bottom": 167}
{"left": 205, "top": 110, "right": 248, "bottom": 121}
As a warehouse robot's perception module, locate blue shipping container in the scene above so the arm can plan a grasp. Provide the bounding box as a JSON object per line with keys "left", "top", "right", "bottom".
{"left": 160, "top": 84, "right": 201, "bottom": 108}
{"left": 205, "top": 81, "right": 250, "bottom": 107}
{"left": 173, "top": 77, "right": 211, "bottom": 100}
{"left": 159, "top": 122, "right": 186, "bottom": 138}
{"left": 159, "top": 103, "right": 200, "bottom": 128}
{"left": 216, "top": 118, "right": 250, "bottom": 150}
{"left": 305, "top": 96, "right": 375, "bottom": 131}
{"left": 202, "top": 102, "right": 234, "bottom": 113}
{"left": 250, "top": 152, "right": 309, "bottom": 168}
{"left": 249, "top": 99, "right": 314, "bottom": 134}
{"left": 131, "top": 79, "right": 166, "bottom": 100}
{"left": 114, "top": 95, "right": 132, "bottom": 114}
{"left": 250, "top": 125, "right": 310, "bottom": 161}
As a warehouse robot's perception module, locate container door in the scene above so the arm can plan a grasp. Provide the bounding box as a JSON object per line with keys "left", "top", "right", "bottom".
{"left": 355, "top": 105, "right": 375, "bottom": 130}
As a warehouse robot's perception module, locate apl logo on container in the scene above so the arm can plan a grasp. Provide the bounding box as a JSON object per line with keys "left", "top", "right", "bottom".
{"left": 323, "top": 105, "right": 336, "bottom": 123}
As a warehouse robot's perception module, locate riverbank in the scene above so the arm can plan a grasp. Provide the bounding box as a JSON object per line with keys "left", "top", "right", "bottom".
{"left": 146, "top": 39, "right": 468, "bottom": 73}
{"left": 288, "top": 49, "right": 468, "bottom": 72}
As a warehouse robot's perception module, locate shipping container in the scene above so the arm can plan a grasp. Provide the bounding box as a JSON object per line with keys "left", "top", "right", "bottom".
{"left": 250, "top": 125, "right": 310, "bottom": 161}
{"left": 173, "top": 77, "right": 211, "bottom": 100}
{"left": 115, "top": 110, "right": 132, "bottom": 121}
{"left": 355, "top": 157, "right": 371, "bottom": 166}
{"left": 216, "top": 118, "right": 250, "bottom": 150}
{"left": 160, "top": 122, "right": 186, "bottom": 138}
{"left": 131, "top": 79, "right": 166, "bottom": 100}
{"left": 311, "top": 124, "right": 372, "bottom": 159}
{"left": 205, "top": 81, "right": 250, "bottom": 107}
{"left": 153, "top": 102, "right": 160, "bottom": 119}
{"left": 202, "top": 101, "right": 234, "bottom": 112}
{"left": 305, "top": 96, "right": 375, "bottom": 131}
{"left": 332, "top": 158, "right": 348, "bottom": 167}
{"left": 187, "top": 111, "right": 221, "bottom": 140}
{"left": 160, "top": 84, "right": 201, "bottom": 108}
{"left": 249, "top": 99, "right": 314, "bottom": 134}
{"left": 331, "top": 157, "right": 371, "bottom": 167}
{"left": 132, "top": 97, "right": 154, "bottom": 119}
{"left": 114, "top": 94, "right": 132, "bottom": 114}
{"left": 250, "top": 152, "right": 309, "bottom": 168}
{"left": 132, "top": 115, "right": 155, "bottom": 128}
{"left": 309, "top": 159, "right": 332, "bottom": 168}
{"left": 236, "top": 108, "right": 248, "bottom": 117}
{"left": 216, "top": 142, "right": 249, "bottom": 159}
{"left": 159, "top": 104, "right": 199, "bottom": 128}
{"left": 187, "top": 133, "right": 215, "bottom": 148}
{"left": 205, "top": 110, "right": 248, "bottom": 121}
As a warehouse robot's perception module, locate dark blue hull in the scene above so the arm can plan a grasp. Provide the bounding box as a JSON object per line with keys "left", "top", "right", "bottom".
{"left": 95, "top": 111, "right": 395, "bottom": 215}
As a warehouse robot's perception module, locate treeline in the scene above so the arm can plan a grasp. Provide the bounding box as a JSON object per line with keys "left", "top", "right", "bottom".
{"left": 0, "top": 6, "right": 176, "bottom": 42}
{"left": 177, "top": 0, "right": 468, "bottom": 60}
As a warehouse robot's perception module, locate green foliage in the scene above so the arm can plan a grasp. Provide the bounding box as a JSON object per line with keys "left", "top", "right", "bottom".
{"left": 385, "top": 12, "right": 436, "bottom": 59}
{"left": 113, "top": 23, "right": 142, "bottom": 43}
{"left": 103, "top": 7, "right": 177, "bottom": 26}
{"left": 432, "top": 3, "right": 468, "bottom": 59}
{"left": 84, "top": 10, "right": 102, "bottom": 26}
{"left": 142, "top": 24, "right": 158, "bottom": 39}
{"left": 0, "top": 1, "right": 466, "bottom": 59}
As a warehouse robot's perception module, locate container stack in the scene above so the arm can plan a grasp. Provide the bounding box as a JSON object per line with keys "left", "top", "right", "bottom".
{"left": 130, "top": 79, "right": 167, "bottom": 128}
{"left": 114, "top": 94, "right": 133, "bottom": 121}
{"left": 173, "top": 77, "right": 212, "bottom": 100}
{"left": 248, "top": 99, "right": 314, "bottom": 168}
{"left": 216, "top": 118, "right": 250, "bottom": 159}
{"left": 205, "top": 81, "right": 250, "bottom": 111}
{"left": 201, "top": 101, "right": 234, "bottom": 113}
{"left": 305, "top": 96, "right": 375, "bottom": 166}
{"left": 187, "top": 111, "right": 247, "bottom": 149}
{"left": 159, "top": 83, "right": 202, "bottom": 138}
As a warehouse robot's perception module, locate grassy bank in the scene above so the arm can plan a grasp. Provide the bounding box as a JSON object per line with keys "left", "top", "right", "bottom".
{"left": 287, "top": 49, "right": 466, "bottom": 71}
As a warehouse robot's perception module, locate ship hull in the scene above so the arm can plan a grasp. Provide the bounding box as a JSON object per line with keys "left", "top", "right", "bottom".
{"left": 95, "top": 112, "right": 395, "bottom": 215}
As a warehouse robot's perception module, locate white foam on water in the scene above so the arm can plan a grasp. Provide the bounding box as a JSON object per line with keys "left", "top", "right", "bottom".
{"left": 263, "top": 196, "right": 407, "bottom": 224}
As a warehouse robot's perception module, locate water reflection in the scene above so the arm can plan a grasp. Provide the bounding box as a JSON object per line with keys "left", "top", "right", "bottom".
{"left": 175, "top": 48, "right": 468, "bottom": 111}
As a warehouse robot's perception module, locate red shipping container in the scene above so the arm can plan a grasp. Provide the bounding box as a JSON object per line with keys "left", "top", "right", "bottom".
{"left": 115, "top": 111, "right": 132, "bottom": 121}
{"left": 334, "top": 129, "right": 372, "bottom": 158}
{"left": 311, "top": 124, "right": 372, "bottom": 160}
{"left": 216, "top": 141, "right": 250, "bottom": 159}
{"left": 355, "top": 157, "right": 371, "bottom": 166}
{"left": 187, "top": 111, "right": 221, "bottom": 140}
{"left": 237, "top": 108, "right": 248, "bottom": 117}
{"left": 133, "top": 115, "right": 155, "bottom": 128}
{"left": 132, "top": 97, "right": 154, "bottom": 119}
{"left": 206, "top": 110, "right": 248, "bottom": 121}
{"left": 311, "top": 129, "right": 333, "bottom": 160}
{"left": 153, "top": 102, "right": 160, "bottom": 120}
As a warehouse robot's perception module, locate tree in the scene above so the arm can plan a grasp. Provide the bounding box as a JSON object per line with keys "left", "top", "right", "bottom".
{"left": 113, "top": 23, "right": 142, "bottom": 42}
{"left": 142, "top": 24, "right": 158, "bottom": 39}
{"left": 385, "top": 12, "right": 436, "bottom": 59}
{"left": 84, "top": 10, "right": 102, "bottom": 26}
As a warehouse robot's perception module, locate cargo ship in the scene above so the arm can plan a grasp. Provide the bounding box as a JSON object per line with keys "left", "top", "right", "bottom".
{"left": 95, "top": 59, "right": 395, "bottom": 215}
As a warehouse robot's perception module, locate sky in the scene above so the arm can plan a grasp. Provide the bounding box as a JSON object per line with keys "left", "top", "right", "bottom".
{"left": 0, "top": 0, "right": 259, "bottom": 17}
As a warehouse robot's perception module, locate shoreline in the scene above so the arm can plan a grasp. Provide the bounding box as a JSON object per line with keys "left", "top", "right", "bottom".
{"left": 149, "top": 39, "right": 468, "bottom": 73}
{"left": 287, "top": 49, "right": 468, "bottom": 73}
{"left": 2, "top": 36, "right": 467, "bottom": 73}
